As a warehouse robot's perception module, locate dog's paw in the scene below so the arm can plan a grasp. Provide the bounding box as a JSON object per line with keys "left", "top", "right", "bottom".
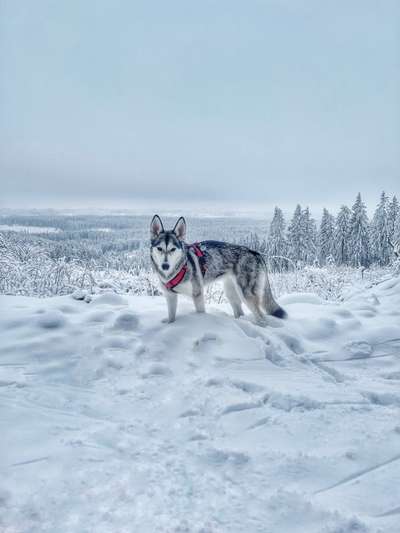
{"left": 162, "top": 317, "right": 175, "bottom": 324}
{"left": 254, "top": 317, "right": 268, "bottom": 327}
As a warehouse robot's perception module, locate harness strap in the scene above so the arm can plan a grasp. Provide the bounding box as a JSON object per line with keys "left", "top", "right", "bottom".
{"left": 162, "top": 243, "right": 206, "bottom": 291}
{"left": 164, "top": 263, "right": 188, "bottom": 290}
{"left": 191, "top": 243, "right": 203, "bottom": 257}
{"left": 190, "top": 243, "right": 207, "bottom": 276}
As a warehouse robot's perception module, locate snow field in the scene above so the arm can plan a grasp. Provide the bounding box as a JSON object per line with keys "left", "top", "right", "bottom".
{"left": 1, "top": 276, "right": 400, "bottom": 532}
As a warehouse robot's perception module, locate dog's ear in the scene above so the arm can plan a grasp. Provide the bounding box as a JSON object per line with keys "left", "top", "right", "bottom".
{"left": 173, "top": 217, "right": 186, "bottom": 241}
{"left": 150, "top": 215, "right": 164, "bottom": 239}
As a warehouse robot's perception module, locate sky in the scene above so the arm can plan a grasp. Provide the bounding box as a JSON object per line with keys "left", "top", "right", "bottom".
{"left": 1, "top": 0, "right": 399, "bottom": 214}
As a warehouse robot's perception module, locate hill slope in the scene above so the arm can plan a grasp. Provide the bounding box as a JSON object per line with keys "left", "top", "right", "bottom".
{"left": 1, "top": 277, "right": 400, "bottom": 532}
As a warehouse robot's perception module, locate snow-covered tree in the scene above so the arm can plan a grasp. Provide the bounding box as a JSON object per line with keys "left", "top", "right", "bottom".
{"left": 334, "top": 205, "right": 351, "bottom": 265}
{"left": 349, "top": 193, "right": 370, "bottom": 267}
{"left": 388, "top": 195, "right": 399, "bottom": 243}
{"left": 394, "top": 211, "right": 400, "bottom": 243}
{"left": 286, "top": 205, "right": 318, "bottom": 265}
{"left": 287, "top": 204, "right": 304, "bottom": 265}
{"left": 318, "top": 208, "right": 335, "bottom": 265}
{"left": 302, "top": 207, "right": 318, "bottom": 264}
{"left": 370, "top": 191, "right": 390, "bottom": 265}
{"left": 389, "top": 209, "right": 400, "bottom": 260}
{"left": 267, "top": 207, "right": 287, "bottom": 270}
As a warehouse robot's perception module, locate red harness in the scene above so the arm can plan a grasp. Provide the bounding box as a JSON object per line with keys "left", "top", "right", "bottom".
{"left": 164, "top": 264, "right": 188, "bottom": 290}
{"left": 164, "top": 243, "right": 206, "bottom": 291}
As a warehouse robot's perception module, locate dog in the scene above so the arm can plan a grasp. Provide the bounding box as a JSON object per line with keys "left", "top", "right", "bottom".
{"left": 150, "top": 215, "right": 286, "bottom": 324}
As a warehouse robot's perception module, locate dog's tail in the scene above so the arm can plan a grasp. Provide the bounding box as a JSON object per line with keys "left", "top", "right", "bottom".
{"left": 270, "top": 305, "right": 287, "bottom": 319}
{"left": 263, "top": 284, "right": 287, "bottom": 318}
{"left": 260, "top": 256, "right": 287, "bottom": 319}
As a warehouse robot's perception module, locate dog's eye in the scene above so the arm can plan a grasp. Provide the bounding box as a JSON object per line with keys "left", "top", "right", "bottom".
{"left": 157, "top": 247, "right": 163, "bottom": 252}
{"left": 170, "top": 247, "right": 176, "bottom": 253}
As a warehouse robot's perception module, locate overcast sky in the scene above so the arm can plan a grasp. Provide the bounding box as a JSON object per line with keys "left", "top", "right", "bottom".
{"left": 1, "top": 0, "right": 399, "bottom": 213}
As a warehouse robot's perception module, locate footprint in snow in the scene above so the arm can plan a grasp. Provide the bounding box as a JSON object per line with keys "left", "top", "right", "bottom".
{"left": 180, "top": 407, "right": 201, "bottom": 418}
{"left": 231, "top": 379, "right": 265, "bottom": 394}
{"left": 91, "top": 293, "right": 128, "bottom": 306}
{"left": 357, "top": 310, "right": 377, "bottom": 318}
{"left": 188, "top": 432, "right": 208, "bottom": 442}
{"left": 140, "top": 363, "right": 172, "bottom": 378}
{"left": 102, "top": 353, "right": 126, "bottom": 370}
{"left": 86, "top": 310, "right": 114, "bottom": 323}
{"left": 367, "top": 293, "right": 380, "bottom": 306}
{"left": 36, "top": 310, "right": 67, "bottom": 329}
{"left": 193, "top": 333, "right": 219, "bottom": 351}
{"left": 101, "top": 336, "right": 132, "bottom": 350}
{"left": 332, "top": 308, "right": 354, "bottom": 319}
{"left": 275, "top": 332, "right": 304, "bottom": 354}
{"left": 57, "top": 304, "right": 79, "bottom": 314}
{"left": 205, "top": 377, "right": 225, "bottom": 387}
{"left": 264, "top": 346, "right": 285, "bottom": 365}
{"left": 301, "top": 318, "right": 338, "bottom": 340}
{"left": 343, "top": 340, "right": 372, "bottom": 358}
{"left": 112, "top": 312, "right": 139, "bottom": 331}
{"left": 204, "top": 447, "right": 250, "bottom": 466}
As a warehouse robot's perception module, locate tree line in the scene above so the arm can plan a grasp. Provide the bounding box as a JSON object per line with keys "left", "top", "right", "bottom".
{"left": 265, "top": 192, "right": 399, "bottom": 270}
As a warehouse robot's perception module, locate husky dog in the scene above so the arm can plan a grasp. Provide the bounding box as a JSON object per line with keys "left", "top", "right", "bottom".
{"left": 150, "top": 215, "right": 286, "bottom": 324}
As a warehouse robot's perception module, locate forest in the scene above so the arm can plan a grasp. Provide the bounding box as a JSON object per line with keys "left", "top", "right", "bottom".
{"left": 0, "top": 192, "right": 399, "bottom": 299}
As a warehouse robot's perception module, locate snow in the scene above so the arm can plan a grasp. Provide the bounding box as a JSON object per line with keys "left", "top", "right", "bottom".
{"left": 1, "top": 277, "right": 400, "bottom": 532}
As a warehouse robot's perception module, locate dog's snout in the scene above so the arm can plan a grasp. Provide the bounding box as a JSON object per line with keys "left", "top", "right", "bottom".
{"left": 162, "top": 263, "right": 169, "bottom": 271}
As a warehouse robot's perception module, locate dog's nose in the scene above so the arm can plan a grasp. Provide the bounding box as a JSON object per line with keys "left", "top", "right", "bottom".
{"left": 162, "top": 263, "right": 169, "bottom": 271}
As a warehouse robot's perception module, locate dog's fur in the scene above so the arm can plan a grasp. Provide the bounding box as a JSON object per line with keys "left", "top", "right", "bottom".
{"left": 150, "top": 215, "right": 286, "bottom": 324}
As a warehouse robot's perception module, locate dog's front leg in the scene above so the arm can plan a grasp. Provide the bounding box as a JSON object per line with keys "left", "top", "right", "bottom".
{"left": 163, "top": 290, "right": 177, "bottom": 323}
{"left": 193, "top": 290, "right": 205, "bottom": 313}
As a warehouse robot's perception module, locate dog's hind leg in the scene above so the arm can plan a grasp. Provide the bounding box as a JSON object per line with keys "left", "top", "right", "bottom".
{"left": 224, "top": 277, "right": 244, "bottom": 318}
{"left": 235, "top": 272, "right": 267, "bottom": 325}
{"left": 243, "top": 294, "right": 267, "bottom": 325}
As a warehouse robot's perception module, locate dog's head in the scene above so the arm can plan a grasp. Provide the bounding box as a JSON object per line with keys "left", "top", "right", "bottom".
{"left": 150, "top": 215, "right": 186, "bottom": 276}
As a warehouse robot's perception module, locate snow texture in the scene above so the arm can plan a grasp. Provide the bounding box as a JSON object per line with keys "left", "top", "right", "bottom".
{"left": 1, "top": 278, "right": 400, "bottom": 532}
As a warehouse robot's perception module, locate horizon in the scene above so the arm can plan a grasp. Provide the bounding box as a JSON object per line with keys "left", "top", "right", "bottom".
{"left": 0, "top": 189, "right": 398, "bottom": 220}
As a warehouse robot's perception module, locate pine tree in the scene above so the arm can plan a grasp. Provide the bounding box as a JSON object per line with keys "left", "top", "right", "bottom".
{"left": 390, "top": 210, "right": 400, "bottom": 260}
{"left": 267, "top": 207, "right": 287, "bottom": 271}
{"left": 318, "top": 208, "right": 335, "bottom": 265}
{"left": 334, "top": 205, "right": 351, "bottom": 265}
{"left": 370, "top": 191, "right": 390, "bottom": 265}
{"left": 394, "top": 211, "right": 400, "bottom": 244}
{"left": 349, "top": 193, "right": 370, "bottom": 267}
{"left": 301, "top": 207, "right": 318, "bottom": 264}
{"left": 287, "top": 204, "right": 303, "bottom": 265}
{"left": 388, "top": 195, "right": 399, "bottom": 242}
